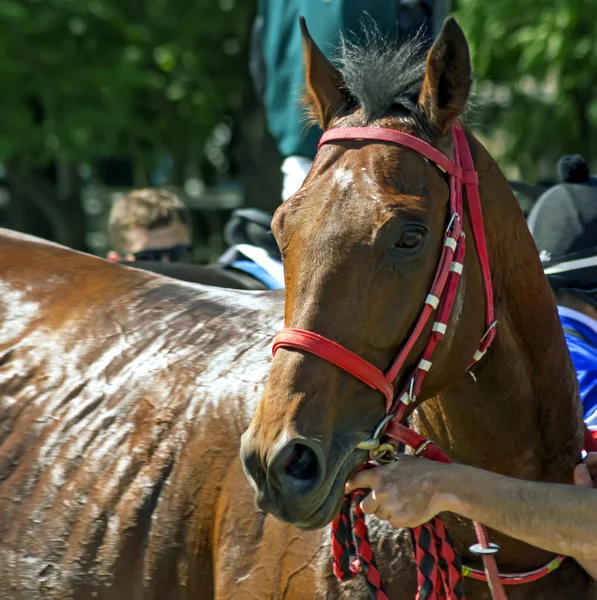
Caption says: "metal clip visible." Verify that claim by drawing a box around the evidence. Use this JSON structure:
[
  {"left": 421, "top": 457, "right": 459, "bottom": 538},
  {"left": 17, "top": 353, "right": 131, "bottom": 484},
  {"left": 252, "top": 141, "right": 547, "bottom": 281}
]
[
  {"left": 413, "top": 439, "right": 433, "bottom": 456},
  {"left": 356, "top": 413, "right": 396, "bottom": 460},
  {"left": 469, "top": 542, "right": 500, "bottom": 556},
  {"left": 371, "top": 442, "right": 397, "bottom": 463}
]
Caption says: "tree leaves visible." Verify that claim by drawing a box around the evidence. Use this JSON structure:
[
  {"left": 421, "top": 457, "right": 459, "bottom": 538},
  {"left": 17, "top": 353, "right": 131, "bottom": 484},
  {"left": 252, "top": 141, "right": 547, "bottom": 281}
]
[
  {"left": 0, "top": 0, "right": 256, "bottom": 171},
  {"left": 457, "top": 0, "right": 597, "bottom": 178}
]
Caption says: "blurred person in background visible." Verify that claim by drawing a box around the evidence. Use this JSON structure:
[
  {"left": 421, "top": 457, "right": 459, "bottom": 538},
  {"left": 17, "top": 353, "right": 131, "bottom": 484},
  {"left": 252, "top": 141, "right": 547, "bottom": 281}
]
[
  {"left": 250, "top": 0, "right": 441, "bottom": 201},
  {"left": 218, "top": 1, "right": 447, "bottom": 288},
  {"left": 556, "top": 153, "right": 597, "bottom": 187},
  {"left": 528, "top": 154, "right": 597, "bottom": 434},
  {"left": 106, "top": 188, "right": 193, "bottom": 263},
  {"left": 106, "top": 188, "right": 283, "bottom": 289}
]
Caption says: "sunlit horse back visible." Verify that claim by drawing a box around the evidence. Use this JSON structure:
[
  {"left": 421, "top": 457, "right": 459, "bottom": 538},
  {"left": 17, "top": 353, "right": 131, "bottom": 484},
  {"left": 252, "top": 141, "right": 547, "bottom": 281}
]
[{"left": 0, "top": 230, "right": 282, "bottom": 600}]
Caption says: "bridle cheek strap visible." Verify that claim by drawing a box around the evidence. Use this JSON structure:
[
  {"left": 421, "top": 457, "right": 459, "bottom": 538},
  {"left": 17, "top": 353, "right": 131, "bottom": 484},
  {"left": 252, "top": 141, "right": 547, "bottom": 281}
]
[{"left": 272, "top": 126, "right": 496, "bottom": 418}]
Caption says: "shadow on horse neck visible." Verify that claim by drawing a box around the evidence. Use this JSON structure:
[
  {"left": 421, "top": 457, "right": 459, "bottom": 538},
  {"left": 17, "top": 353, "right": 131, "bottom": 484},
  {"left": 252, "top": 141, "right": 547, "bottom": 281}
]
[{"left": 240, "top": 16, "right": 588, "bottom": 599}]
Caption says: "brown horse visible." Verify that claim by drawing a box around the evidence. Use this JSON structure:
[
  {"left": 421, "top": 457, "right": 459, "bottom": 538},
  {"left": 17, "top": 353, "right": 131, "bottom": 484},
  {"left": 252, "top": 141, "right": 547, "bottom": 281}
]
[
  {"left": 0, "top": 230, "right": 284, "bottom": 599},
  {"left": 239, "top": 17, "right": 595, "bottom": 600},
  {"left": 0, "top": 18, "right": 593, "bottom": 600}
]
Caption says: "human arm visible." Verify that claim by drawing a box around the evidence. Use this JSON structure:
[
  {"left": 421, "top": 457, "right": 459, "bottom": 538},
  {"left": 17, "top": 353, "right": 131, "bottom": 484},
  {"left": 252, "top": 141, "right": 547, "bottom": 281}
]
[
  {"left": 572, "top": 453, "right": 597, "bottom": 578},
  {"left": 346, "top": 453, "right": 597, "bottom": 563}
]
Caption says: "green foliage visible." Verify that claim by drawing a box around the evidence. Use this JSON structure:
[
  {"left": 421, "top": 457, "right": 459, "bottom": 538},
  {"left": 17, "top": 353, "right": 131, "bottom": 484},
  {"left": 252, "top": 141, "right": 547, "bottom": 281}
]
[
  {"left": 456, "top": 0, "right": 597, "bottom": 178},
  {"left": 0, "top": 0, "right": 255, "bottom": 169}
]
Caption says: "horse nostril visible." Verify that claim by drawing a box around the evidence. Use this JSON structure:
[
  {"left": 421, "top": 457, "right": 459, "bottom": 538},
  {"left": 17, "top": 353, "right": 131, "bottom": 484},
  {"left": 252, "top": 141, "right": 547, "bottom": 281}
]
[{"left": 283, "top": 443, "right": 320, "bottom": 482}]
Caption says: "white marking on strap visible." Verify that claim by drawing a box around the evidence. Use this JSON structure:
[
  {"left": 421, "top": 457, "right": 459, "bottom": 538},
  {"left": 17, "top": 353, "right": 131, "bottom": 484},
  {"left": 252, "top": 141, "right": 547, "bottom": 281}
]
[
  {"left": 450, "top": 262, "right": 463, "bottom": 274},
  {"left": 444, "top": 237, "right": 457, "bottom": 251},
  {"left": 419, "top": 359, "right": 433, "bottom": 372},
  {"left": 426, "top": 294, "right": 440, "bottom": 309},
  {"left": 473, "top": 349, "right": 486, "bottom": 362},
  {"left": 400, "top": 392, "right": 413, "bottom": 405},
  {"left": 432, "top": 322, "right": 447, "bottom": 335}
]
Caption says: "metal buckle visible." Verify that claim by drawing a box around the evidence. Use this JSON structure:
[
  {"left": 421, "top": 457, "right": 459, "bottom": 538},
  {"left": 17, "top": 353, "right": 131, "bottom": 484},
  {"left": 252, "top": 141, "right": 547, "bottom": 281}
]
[
  {"left": 469, "top": 542, "right": 500, "bottom": 556},
  {"left": 413, "top": 439, "right": 433, "bottom": 456},
  {"left": 356, "top": 413, "right": 396, "bottom": 461},
  {"left": 405, "top": 377, "right": 416, "bottom": 405},
  {"left": 479, "top": 320, "right": 497, "bottom": 346},
  {"left": 445, "top": 212, "right": 460, "bottom": 234}
]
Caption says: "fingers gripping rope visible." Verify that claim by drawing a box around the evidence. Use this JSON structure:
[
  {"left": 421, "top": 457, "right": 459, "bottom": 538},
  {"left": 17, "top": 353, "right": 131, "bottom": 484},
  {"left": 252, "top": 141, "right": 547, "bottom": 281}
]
[{"left": 332, "top": 492, "right": 465, "bottom": 600}]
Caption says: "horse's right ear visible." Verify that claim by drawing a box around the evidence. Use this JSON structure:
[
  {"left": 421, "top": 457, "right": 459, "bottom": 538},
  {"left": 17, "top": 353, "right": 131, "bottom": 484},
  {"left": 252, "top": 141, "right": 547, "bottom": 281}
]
[
  {"left": 418, "top": 18, "right": 472, "bottom": 134},
  {"left": 300, "top": 17, "right": 348, "bottom": 130}
]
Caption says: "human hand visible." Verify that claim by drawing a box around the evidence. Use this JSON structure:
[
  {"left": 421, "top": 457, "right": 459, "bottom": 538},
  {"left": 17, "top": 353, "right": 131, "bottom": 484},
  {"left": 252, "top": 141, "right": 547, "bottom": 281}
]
[
  {"left": 345, "top": 455, "right": 451, "bottom": 528},
  {"left": 574, "top": 453, "right": 597, "bottom": 489}
]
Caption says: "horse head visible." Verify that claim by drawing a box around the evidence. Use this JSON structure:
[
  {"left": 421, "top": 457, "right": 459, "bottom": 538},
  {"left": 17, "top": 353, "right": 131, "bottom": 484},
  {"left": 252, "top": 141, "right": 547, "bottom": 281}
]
[{"left": 241, "top": 18, "right": 496, "bottom": 529}]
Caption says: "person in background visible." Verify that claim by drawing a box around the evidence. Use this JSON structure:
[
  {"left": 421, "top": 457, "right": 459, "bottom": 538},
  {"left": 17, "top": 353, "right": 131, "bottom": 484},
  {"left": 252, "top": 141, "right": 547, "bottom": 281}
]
[
  {"left": 250, "top": 0, "right": 438, "bottom": 201},
  {"left": 344, "top": 155, "right": 597, "bottom": 580},
  {"left": 556, "top": 153, "right": 597, "bottom": 187},
  {"left": 106, "top": 188, "right": 193, "bottom": 263},
  {"left": 528, "top": 154, "right": 597, "bottom": 434}
]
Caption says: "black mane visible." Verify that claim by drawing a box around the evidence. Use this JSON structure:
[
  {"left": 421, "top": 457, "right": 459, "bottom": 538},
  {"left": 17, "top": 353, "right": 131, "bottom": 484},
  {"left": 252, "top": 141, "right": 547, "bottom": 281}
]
[{"left": 335, "top": 23, "right": 432, "bottom": 128}]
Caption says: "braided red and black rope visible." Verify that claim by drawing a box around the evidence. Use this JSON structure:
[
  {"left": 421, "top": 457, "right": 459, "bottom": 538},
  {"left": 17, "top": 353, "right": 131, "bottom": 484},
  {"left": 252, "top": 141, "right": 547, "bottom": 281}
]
[
  {"left": 332, "top": 491, "right": 464, "bottom": 600},
  {"left": 412, "top": 519, "right": 465, "bottom": 600},
  {"left": 332, "top": 489, "right": 390, "bottom": 600}
]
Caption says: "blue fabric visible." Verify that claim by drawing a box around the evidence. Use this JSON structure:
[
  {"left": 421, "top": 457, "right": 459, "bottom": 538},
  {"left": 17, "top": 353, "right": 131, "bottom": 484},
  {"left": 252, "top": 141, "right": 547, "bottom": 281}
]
[
  {"left": 559, "top": 309, "right": 597, "bottom": 429},
  {"left": 231, "top": 260, "right": 284, "bottom": 290}
]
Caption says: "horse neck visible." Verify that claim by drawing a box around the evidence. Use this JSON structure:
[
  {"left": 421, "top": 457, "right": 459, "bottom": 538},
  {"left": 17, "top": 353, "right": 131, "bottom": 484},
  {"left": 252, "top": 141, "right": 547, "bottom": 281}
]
[{"left": 415, "top": 135, "right": 584, "bottom": 566}]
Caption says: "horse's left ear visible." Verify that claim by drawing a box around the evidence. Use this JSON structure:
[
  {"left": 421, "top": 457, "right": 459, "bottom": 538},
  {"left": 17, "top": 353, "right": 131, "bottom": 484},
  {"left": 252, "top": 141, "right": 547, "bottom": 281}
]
[
  {"left": 418, "top": 18, "right": 472, "bottom": 134},
  {"left": 300, "top": 16, "right": 348, "bottom": 130}
]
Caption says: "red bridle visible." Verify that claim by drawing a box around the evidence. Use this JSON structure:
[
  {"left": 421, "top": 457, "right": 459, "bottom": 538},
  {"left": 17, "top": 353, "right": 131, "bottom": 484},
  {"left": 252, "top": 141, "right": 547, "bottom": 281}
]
[
  {"left": 272, "top": 124, "right": 496, "bottom": 443},
  {"left": 270, "top": 125, "right": 570, "bottom": 599}
]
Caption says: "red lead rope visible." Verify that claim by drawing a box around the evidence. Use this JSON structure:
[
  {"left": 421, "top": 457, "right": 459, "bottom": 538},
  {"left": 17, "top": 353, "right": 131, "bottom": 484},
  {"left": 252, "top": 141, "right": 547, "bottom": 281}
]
[{"left": 331, "top": 487, "right": 465, "bottom": 600}]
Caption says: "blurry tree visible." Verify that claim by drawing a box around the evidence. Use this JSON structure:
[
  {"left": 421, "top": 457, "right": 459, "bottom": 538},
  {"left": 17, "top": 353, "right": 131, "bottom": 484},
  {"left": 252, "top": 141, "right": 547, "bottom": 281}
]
[
  {"left": 457, "top": 0, "right": 597, "bottom": 179},
  {"left": 0, "top": 0, "right": 264, "bottom": 250}
]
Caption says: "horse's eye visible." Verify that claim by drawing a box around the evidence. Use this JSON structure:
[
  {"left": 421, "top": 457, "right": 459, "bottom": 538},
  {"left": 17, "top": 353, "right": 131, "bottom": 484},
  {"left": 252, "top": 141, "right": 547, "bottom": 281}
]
[{"left": 395, "top": 229, "right": 424, "bottom": 249}]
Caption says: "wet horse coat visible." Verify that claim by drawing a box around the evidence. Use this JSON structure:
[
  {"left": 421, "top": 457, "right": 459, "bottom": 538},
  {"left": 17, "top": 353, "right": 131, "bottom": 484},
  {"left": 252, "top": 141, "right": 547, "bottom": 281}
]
[
  {"left": 0, "top": 211, "right": 594, "bottom": 599},
  {"left": 0, "top": 230, "right": 282, "bottom": 599}
]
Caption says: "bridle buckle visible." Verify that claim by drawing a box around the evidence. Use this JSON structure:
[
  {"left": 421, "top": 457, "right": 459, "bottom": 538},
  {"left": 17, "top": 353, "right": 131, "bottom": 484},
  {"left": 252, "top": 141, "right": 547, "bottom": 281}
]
[
  {"left": 413, "top": 439, "right": 433, "bottom": 456},
  {"left": 356, "top": 413, "right": 396, "bottom": 461}
]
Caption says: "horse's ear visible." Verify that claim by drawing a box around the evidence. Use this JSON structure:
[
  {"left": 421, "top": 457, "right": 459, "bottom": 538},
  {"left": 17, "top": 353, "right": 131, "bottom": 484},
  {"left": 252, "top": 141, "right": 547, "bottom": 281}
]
[
  {"left": 300, "top": 16, "right": 348, "bottom": 130},
  {"left": 418, "top": 18, "right": 472, "bottom": 134}
]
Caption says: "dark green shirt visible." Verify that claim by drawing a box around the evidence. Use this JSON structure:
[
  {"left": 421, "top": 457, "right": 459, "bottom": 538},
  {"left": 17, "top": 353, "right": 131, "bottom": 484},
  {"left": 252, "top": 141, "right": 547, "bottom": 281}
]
[{"left": 255, "top": 0, "right": 433, "bottom": 159}]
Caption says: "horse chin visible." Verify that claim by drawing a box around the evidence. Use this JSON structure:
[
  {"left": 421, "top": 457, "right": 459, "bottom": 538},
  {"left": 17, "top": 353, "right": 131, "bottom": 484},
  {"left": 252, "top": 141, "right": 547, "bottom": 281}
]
[{"left": 292, "top": 449, "right": 367, "bottom": 531}]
